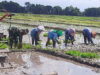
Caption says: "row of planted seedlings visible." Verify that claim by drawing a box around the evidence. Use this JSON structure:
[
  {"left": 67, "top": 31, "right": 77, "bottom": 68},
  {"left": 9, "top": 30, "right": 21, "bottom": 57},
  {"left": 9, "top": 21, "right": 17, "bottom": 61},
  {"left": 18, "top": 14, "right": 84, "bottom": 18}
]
[
  {"left": 1, "top": 30, "right": 100, "bottom": 67},
  {"left": 0, "top": 37, "right": 33, "bottom": 50},
  {"left": 34, "top": 40, "right": 100, "bottom": 67},
  {"left": 42, "top": 32, "right": 99, "bottom": 58},
  {"left": 1, "top": 23, "right": 100, "bottom": 67},
  {"left": 1, "top": 32, "right": 99, "bottom": 59}
]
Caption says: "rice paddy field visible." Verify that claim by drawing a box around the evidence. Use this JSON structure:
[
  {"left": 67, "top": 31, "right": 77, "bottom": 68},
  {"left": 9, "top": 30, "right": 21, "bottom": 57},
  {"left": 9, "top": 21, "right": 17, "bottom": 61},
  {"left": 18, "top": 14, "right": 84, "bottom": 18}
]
[{"left": 0, "top": 13, "right": 100, "bottom": 75}]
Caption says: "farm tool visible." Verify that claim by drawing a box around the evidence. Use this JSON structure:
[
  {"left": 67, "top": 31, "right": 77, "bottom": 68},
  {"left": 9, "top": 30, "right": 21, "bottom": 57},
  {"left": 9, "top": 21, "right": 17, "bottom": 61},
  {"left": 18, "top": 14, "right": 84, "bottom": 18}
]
[{"left": 0, "top": 9, "right": 15, "bottom": 46}]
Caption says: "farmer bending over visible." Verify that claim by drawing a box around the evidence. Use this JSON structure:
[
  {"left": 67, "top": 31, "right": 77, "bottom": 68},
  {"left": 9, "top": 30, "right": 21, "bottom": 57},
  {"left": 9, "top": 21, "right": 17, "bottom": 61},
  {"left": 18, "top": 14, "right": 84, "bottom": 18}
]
[
  {"left": 83, "top": 27, "right": 96, "bottom": 45},
  {"left": 46, "top": 30, "right": 63, "bottom": 48},
  {"left": 9, "top": 27, "right": 29, "bottom": 48},
  {"left": 65, "top": 28, "right": 76, "bottom": 46},
  {"left": 31, "top": 26, "right": 45, "bottom": 45}
]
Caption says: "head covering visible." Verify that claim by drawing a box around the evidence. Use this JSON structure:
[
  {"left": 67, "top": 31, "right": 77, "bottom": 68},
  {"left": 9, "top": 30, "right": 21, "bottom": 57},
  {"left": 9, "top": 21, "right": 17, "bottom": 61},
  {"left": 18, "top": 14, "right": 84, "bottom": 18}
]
[
  {"left": 91, "top": 31, "right": 96, "bottom": 38},
  {"left": 70, "top": 28, "right": 76, "bottom": 36},
  {"left": 38, "top": 26, "right": 45, "bottom": 31},
  {"left": 56, "top": 30, "right": 63, "bottom": 36}
]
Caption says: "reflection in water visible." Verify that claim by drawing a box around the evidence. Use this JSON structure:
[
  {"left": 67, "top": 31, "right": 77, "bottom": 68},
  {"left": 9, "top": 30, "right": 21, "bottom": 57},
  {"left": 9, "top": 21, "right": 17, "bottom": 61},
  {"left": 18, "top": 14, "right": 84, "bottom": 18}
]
[
  {"left": 0, "top": 52, "right": 100, "bottom": 75},
  {"left": 21, "top": 53, "right": 100, "bottom": 75}
]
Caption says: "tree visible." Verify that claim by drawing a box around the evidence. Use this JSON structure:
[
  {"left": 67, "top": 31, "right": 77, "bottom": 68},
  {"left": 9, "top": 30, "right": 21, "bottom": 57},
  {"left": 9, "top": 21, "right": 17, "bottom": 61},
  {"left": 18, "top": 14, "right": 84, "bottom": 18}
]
[
  {"left": 43, "top": 6, "right": 52, "bottom": 14},
  {"left": 25, "top": 2, "right": 31, "bottom": 13},
  {"left": 0, "top": 1, "right": 25, "bottom": 13},
  {"left": 64, "top": 6, "right": 81, "bottom": 16},
  {"left": 84, "top": 8, "right": 100, "bottom": 17},
  {"left": 51, "top": 6, "right": 63, "bottom": 15}
]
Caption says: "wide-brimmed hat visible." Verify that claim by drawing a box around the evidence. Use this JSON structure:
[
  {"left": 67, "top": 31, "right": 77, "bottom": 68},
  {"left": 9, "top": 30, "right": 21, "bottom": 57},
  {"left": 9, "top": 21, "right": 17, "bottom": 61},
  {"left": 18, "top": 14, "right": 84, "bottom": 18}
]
[{"left": 38, "top": 26, "right": 45, "bottom": 31}]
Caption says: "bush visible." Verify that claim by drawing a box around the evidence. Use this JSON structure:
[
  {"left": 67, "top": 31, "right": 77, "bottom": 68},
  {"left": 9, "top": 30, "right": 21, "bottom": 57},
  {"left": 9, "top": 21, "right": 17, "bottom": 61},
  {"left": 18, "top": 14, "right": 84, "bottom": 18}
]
[{"left": 65, "top": 50, "right": 99, "bottom": 58}]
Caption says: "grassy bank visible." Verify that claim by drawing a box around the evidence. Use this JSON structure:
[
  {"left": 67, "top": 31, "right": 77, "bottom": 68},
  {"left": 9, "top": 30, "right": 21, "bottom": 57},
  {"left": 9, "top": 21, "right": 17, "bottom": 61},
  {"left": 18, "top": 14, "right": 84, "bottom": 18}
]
[{"left": 0, "top": 12, "right": 100, "bottom": 26}]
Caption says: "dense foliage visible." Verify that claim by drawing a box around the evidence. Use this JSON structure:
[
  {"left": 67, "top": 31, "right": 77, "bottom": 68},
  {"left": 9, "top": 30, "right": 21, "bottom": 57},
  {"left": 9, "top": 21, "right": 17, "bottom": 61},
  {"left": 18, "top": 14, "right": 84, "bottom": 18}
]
[{"left": 0, "top": 1, "right": 100, "bottom": 17}]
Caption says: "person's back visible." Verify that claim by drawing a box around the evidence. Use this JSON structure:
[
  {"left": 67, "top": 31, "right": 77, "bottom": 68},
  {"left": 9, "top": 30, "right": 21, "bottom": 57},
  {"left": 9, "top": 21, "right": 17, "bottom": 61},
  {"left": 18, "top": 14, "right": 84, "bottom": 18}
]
[
  {"left": 83, "top": 27, "right": 95, "bottom": 45},
  {"left": 83, "top": 28, "right": 91, "bottom": 36},
  {"left": 48, "top": 31, "right": 58, "bottom": 40},
  {"left": 31, "top": 28, "right": 38, "bottom": 38}
]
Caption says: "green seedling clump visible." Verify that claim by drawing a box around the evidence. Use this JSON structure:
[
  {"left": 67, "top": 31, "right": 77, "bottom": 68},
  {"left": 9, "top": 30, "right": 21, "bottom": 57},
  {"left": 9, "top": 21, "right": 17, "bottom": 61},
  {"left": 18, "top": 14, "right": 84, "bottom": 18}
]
[
  {"left": 65, "top": 50, "right": 99, "bottom": 59},
  {"left": 43, "top": 33, "right": 48, "bottom": 37},
  {"left": 0, "top": 43, "right": 8, "bottom": 49},
  {"left": 22, "top": 43, "right": 32, "bottom": 49},
  {"left": 63, "top": 39, "right": 71, "bottom": 43},
  {"left": 63, "top": 39, "right": 75, "bottom": 43},
  {"left": 48, "top": 40, "right": 53, "bottom": 45},
  {"left": 17, "top": 43, "right": 32, "bottom": 49}
]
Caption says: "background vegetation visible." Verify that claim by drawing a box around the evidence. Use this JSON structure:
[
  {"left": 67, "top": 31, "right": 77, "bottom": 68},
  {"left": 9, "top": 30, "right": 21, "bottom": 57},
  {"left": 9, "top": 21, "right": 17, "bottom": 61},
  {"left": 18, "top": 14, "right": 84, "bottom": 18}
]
[{"left": 0, "top": 1, "right": 100, "bottom": 17}]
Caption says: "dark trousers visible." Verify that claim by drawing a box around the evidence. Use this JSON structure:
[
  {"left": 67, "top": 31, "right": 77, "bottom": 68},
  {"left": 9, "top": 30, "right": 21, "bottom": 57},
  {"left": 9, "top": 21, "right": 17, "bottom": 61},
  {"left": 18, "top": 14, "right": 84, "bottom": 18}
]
[
  {"left": 32, "top": 37, "right": 38, "bottom": 45},
  {"left": 83, "top": 32, "right": 90, "bottom": 44},
  {"left": 46, "top": 38, "right": 56, "bottom": 48},
  {"left": 9, "top": 37, "right": 18, "bottom": 48}
]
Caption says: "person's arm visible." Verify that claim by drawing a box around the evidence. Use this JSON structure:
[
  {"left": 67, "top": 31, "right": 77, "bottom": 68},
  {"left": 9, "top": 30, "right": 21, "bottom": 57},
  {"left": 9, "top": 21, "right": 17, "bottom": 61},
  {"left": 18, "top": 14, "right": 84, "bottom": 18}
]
[
  {"left": 70, "top": 36, "right": 74, "bottom": 45},
  {"left": 88, "top": 33, "right": 94, "bottom": 44}
]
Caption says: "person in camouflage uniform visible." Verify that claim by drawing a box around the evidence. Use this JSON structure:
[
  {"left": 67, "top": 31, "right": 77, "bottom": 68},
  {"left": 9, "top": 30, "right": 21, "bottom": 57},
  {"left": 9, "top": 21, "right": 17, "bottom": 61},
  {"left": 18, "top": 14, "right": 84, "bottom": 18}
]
[{"left": 8, "top": 27, "right": 29, "bottom": 48}]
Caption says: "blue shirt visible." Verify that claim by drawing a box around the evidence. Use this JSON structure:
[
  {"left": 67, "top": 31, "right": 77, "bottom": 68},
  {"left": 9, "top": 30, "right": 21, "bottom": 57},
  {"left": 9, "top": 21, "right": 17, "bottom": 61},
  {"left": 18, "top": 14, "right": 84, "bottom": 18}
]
[
  {"left": 83, "top": 28, "right": 93, "bottom": 43},
  {"left": 30, "top": 28, "right": 39, "bottom": 40},
  {"left": 48, "top": 31, "right": 58, "bottom": 42},
  {"left": 65, "top": 30, "right": 74, "bottom": 40}
]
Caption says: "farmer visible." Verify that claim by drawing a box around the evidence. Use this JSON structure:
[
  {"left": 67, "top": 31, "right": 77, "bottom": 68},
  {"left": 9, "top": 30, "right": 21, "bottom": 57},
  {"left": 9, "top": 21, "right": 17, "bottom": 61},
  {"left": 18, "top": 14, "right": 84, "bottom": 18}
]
[
  {"left": 65, "top": 28, "right": 76, "bottom": 46},
  {"left": 83, "top": 27, "right": 96, "bottom": 45},
  {"left": 31, "top": 26, "right": 45, "bottom": 45},
  {"left": 9, "top": 27, "right": 29, "bottom": 48},
  {"left": 46, "top": 30, "right": 63, "bottom": 48},
  {"left": 18, "top": 28, "right": 29, "bottom": 48}
]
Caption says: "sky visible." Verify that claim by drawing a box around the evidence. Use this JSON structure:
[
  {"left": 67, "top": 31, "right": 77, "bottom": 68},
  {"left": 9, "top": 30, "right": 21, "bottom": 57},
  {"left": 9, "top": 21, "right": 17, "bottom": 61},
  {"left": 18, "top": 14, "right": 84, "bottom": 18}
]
[{"left": 0, "top": 0, "right": 100, "bottom": 11}]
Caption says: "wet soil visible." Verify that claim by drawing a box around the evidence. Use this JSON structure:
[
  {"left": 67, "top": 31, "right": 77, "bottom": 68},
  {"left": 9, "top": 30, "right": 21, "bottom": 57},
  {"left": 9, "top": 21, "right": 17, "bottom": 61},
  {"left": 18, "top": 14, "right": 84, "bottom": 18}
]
[{"left": 0, "top": 51, "right": 100, "bottom": 75}]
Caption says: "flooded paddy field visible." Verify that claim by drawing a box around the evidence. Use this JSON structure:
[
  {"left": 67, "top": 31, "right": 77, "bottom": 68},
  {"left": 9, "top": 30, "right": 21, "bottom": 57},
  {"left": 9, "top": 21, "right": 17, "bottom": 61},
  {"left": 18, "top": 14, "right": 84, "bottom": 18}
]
[
  {"left": 3, "top": 19, "right": 100, "bottom": 34},
  {"left": 0, "top": 22, "right": 100, "bottom": 52},
  {"left": 0, "top": 51, "right": 100, "bottom": 75},
  {"left": 0, "top": 21, "right": 100, "bottom": 75}
]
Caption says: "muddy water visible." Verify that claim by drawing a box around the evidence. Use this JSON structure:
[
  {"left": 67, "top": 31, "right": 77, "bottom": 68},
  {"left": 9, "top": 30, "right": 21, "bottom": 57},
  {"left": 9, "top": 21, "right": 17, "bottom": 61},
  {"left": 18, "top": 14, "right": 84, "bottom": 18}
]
[
  {"left": 0, "top": 22, "right": 100, "bottom": 51},
  {"left": 0, "top": 52, "right": 100, "bottom": 75}
]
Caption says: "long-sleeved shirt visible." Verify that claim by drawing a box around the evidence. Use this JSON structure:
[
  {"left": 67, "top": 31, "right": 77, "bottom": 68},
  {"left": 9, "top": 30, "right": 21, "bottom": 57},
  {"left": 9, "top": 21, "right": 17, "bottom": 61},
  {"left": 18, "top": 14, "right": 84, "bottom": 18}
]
[
  {"left": 83, "top": 28, "right": 93, "bottom": 44},
  {"left": 30, "top": 28, "right": 39, "bottom": 40},
  {"left": 48, "top": 31, "right": 58, "bottom": 42},
  {"left": 65, "top": 30, "right": 74, "bottom": 41}
]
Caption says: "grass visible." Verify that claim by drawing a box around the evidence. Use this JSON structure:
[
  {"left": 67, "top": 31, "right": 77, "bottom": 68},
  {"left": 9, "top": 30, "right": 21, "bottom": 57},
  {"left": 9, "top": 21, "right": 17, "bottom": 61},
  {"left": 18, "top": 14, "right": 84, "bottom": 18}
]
[
  {"left": 0, "top": 43, "right": 8, "bottom": 49},
  {"left": 0, "top": 12, "right": 100, "bottom": 27},
  {"left": 65, "top": 50, "right": 99, "bottom": 58}
]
